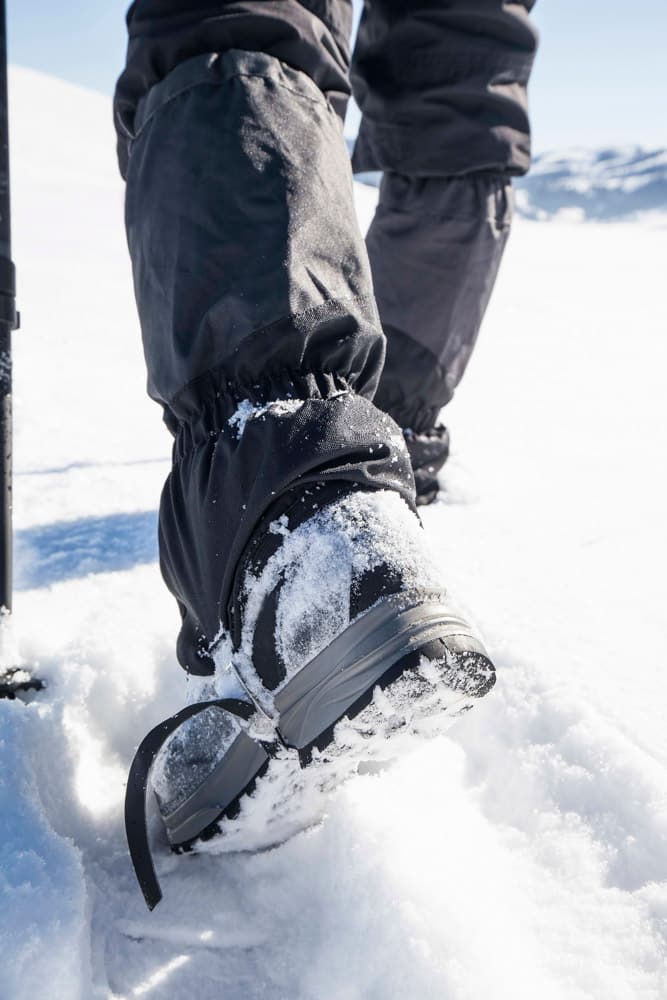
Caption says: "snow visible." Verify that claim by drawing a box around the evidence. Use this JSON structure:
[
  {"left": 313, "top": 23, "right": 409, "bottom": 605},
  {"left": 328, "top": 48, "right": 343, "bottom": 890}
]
[
  {"left": 2, "top": 65, "right": 666, "bottom": 999},
  {"left": 228, "top": 398, "right": 306, "bottom": 439}
]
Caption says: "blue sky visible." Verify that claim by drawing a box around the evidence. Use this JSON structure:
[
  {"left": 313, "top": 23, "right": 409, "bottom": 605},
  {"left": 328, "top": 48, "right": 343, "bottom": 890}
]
[{"left": 7, "top": 0, "right": 666, "bottom": 153}]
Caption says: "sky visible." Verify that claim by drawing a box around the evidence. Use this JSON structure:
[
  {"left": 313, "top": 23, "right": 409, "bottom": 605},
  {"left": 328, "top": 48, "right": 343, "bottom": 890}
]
[{"left": 6, "top": 0, "right": 667, "bottom": 154}]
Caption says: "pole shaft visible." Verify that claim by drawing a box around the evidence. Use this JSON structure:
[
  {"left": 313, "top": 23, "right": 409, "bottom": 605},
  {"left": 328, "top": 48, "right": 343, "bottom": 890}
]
[{"left": 0, "top": 0, "right": 16, "bottom": 613}]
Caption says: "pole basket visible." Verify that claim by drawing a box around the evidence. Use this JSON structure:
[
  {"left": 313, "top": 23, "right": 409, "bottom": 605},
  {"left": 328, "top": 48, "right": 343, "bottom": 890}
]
[
  {"left": 0, "top": 610, "right": 44, "bottom": 698},
  {"left": 0, "top": 668, "right": 45, "bottom": 699}
]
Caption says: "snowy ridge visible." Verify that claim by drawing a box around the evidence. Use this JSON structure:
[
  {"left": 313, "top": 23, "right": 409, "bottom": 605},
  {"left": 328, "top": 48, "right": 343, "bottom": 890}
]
[
  {"left": 2, "top": 66, "right": 666, "bottom": 999},
  {"left": 514, "top": 146, "right": 667, "bottom": 221}
]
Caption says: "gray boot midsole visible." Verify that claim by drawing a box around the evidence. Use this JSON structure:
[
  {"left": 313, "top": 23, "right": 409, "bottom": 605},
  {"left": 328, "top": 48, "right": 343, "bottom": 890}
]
[
  {"left": 163, "top": 731, "right": 270, "bottom": 846},
  {"left": 275, "top": 597, "right": 487, "bottom": 751}
]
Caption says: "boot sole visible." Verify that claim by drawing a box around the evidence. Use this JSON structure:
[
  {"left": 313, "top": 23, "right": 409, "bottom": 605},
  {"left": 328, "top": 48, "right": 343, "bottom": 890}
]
[
  {"left": 169, "top": 597, "right": 494, "bottom": 853},
  {"left": 274, "top": 596, "right": 494, "bottom": 752}
]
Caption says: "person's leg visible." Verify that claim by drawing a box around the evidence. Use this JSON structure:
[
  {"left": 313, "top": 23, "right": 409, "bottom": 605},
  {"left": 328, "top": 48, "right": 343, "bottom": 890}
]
[
  {"left": 351, "top": 1, "right": 539, "bottom": 500},
  {"left": 116, "top": 1, "right": 495, "bottom": 908},
  {"left": 116, "top": 0, "right": 416, "bottom": 675},
  {"left": 115, "top": 0, "right": 354, "bottom": 178}
]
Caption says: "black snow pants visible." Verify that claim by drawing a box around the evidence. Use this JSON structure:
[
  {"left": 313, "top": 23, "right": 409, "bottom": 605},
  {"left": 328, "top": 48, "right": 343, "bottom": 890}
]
[{"left": 114, "top": 1, "right": 538, "bottom": 674}]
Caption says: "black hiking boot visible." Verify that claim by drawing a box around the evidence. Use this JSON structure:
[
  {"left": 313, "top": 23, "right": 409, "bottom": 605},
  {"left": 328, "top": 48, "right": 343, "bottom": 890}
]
[{"left": 126, "top": 487, "right": 494, "bottom": 909}]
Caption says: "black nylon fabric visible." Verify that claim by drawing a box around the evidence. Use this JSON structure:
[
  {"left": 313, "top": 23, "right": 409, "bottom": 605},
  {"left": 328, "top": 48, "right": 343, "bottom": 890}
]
[
  {"left": 369, "top": 173, "right": 513, "bottom": 431},
  {"left": 122, "top": 46, "right": 414, "bottom": 674},
  {"left": 162, "top": 383, "right": 414, "bottom": 675},
  {"left": 347, "top": 2, "right": 537, "bottom": 431},
  {"left": 114, "top": 1, "right": 538, "bottom": 668},
  {"left": 125, "top": 50, "right": 382, "bottom": 406},
  {"left": 115, "top": 0, "right": 354, "bottom": 178},
  {"left": 117, "top": 1, "right": 538, "bottom": 182},
  {"left": 116, "top": 1, "right": 538, "bottom": 439},
  {"left": 351, "top": 0, "right": 539, "bottom": 177}
]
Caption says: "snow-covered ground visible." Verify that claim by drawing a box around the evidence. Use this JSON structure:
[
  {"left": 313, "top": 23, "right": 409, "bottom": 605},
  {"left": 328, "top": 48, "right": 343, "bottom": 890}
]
[{"left": 1, "top": 68, "right": 666, "bottom": 1000}]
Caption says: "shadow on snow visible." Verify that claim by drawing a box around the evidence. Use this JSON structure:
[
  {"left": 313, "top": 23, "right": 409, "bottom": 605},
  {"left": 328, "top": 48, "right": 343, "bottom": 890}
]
[{"left": 15, "top": 511, "right": 159, "bottom": 589}]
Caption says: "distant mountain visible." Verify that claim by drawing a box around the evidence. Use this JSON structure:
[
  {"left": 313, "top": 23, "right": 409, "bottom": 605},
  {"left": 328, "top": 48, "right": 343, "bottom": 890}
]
[
  {"left": 514, "top": 147, "right": 667, "bottom": 221},
  {"left": 352, "top": 146, "right": 667, "bottom": 222}
]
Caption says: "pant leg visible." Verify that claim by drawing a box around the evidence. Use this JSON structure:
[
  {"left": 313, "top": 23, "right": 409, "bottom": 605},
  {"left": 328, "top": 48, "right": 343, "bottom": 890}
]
[
  {"left": 351, "top": 1, "right": 539, "bottom": 433},
  {"left": 114, "top": 1, "right": 415, "bottom": 675},
  {"left": 115, "top": 0, "right": 354, "bottom": 177}
]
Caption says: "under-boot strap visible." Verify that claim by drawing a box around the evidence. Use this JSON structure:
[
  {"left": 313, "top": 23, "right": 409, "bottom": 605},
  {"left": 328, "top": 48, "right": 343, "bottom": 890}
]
[{"left": 124, "top": 697, "right": 255, "bottom": 910}]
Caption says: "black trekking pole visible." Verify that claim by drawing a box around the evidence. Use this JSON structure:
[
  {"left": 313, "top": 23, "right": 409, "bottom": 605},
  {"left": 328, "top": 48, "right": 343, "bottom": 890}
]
[{"left": 0, "top": 0, "right": 42, "bottom": 698}]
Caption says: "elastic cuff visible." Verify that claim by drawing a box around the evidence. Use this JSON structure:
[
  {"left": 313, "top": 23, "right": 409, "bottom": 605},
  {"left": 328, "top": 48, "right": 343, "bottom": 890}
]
[{"left": 167, "top": 369, "right": 354, "bottom": 460}]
